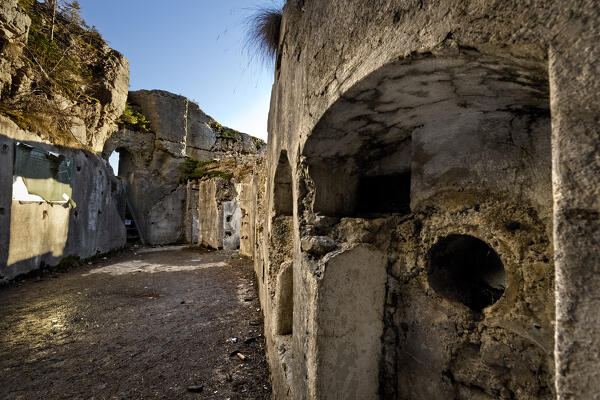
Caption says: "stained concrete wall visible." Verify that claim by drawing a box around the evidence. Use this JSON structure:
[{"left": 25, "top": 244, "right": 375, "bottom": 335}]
[
  {"left": 184, "top": 180, "right": 199, "bottom": 244},
  {"left": 198, "top": 180, "right": 222, "bottom": 249},
  {"left": 257, "top": 0, "right": 600, "bottom": 399},
  {"left": 196, "top": 177, "right": 247, "bottom": 251},
  {"left": 0, "top": 117, "right": 126, "bottom": 283},
  {"left": 223, "top": 200, "right": 241, "bottom": 251},
  {"left": 239, "top": 174, "right": 258, "bottom": 258},
  {"left": 315, "top": 245, "right": 386, "bottom": 400},
  {"left": 550, "top": 37, "right": 600, "bottom": 399}
]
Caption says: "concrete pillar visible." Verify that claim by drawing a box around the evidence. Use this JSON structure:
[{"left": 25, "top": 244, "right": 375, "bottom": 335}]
[
  {"left": 550, "top": 32, "right": 600, "bottom": 398},
  {"left": 315, "top": 244, "right": 386, "bottom": 400},
  {"left": 0, "top": 133, "right": 13, "bottom": 271},
  {"left": 197, "top": 180, "right": 222, "bottom": 249},
  {"left": 239, "top": 174, "right": 257, "bottom": 259}
]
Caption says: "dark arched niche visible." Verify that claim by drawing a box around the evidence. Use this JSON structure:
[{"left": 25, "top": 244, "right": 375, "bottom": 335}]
[{"left": 273, "top": 150, "right": 293, "bottom": 216}]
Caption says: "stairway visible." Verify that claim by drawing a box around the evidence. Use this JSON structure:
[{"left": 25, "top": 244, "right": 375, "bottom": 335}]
[{"left": 124, "top": 204, "right": 142, "bottom": 244}]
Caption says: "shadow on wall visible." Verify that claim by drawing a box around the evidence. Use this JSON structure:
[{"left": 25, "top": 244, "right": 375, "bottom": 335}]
[{"left": 0, "top": 131, "right": 127, "bottom": 283}]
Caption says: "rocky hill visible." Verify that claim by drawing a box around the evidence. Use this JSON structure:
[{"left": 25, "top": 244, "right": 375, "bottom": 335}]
[{"left": 0, "top": 0, "right": 129, "bottom": 152}]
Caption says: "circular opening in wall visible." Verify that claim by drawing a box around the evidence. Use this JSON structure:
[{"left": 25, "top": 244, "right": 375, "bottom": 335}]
[{"left": 426, "top": 234, "right": 506, "bottom": 311}]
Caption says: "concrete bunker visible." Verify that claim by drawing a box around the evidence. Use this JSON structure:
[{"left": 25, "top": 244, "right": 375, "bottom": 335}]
[
  {"left": 284, "top": 49, "right": 555, "bottom": 399},
  {"left": 426, "top": 234, "right": 505, "bottom": 311}
]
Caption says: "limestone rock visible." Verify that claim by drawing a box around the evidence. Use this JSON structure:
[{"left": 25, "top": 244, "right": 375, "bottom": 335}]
[
  {"left": 104, "top": 90, "right": 265, "bottom": 246},
  {"left": 0, "top": 0, "right": 130, "bottom": 152}
]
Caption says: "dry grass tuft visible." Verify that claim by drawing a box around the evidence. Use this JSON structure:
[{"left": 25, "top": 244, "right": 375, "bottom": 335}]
[{"left": 246, "top": 4, "right": 283, "bottom": 64}]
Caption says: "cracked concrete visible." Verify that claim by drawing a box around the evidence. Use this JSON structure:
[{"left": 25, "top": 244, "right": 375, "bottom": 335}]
[{"left": 255, "top": 1, "right": 600, "bottom": 398}]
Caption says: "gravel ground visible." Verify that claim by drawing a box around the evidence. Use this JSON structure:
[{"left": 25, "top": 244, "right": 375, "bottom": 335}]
[{"left": 0, "top": 246, "right": 271, "bottom": 399}]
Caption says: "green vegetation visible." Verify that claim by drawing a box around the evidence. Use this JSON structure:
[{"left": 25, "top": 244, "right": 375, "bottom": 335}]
[
  {"left": 18, "top": 0, "right": 104, "bottom": 100},
  {"left": 179, "top": 158, "right": 232, "bottom": 183},
  {"left": 118, "top": 102, "right": 152, "bottom": 133},
  {"left": 0, "top": 0, "right": 113, "bottom": 148},
  {"left": 0, "top": 102, "right": 78, "bottom": 148},
  {"left": 209, "top": 119, "right": 240, "bottom": 141}
]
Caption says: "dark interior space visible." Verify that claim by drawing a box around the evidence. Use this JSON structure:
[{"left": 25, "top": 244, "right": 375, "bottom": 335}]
[
  {"left": 356, "top": 172, "right": 411, "bottom": 216},
  {"left": 273, "top": 150, "right": 293, "bottom": 216},
  {"left": 426, "top": 234, "right": 506, "bottom": 311}
]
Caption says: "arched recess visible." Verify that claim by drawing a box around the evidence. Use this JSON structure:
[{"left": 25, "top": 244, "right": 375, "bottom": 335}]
[
  {"left": 301, "top": 49, "right": 554, "bottom": 399},
  {"left": 271, "top": 150, "right": 295, "bottom": 336},
  {"left": 114, "top": 147, "right": 133, "bottom": 179},
  {"left": 302, "top": 49, "right": 552, "bottom": 219},
  {"left": 273, "top": 150, "right": 293, "bottom": 216}
]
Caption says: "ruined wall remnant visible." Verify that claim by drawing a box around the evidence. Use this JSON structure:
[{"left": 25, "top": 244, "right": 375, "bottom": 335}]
[
  {"left": 0, "top": 117, "right": 127, "bottom": 283},
  {"left": 0, "top": 0, "right": 130, "bottom": 282},
  {"left": 103, "top": 90, "right": 266, "bottom": 246},
  {"left": 239, "top": 173, "right": 260, "bottom": 259},
  {"left": 184, "top": 180, "right": 199, "bottom": 244},
  {"left": 198, "top": 179, "right": 222, "bottom": 249},
  {"left": 254, "top": 0, "right": 600, "bottom": 398}
]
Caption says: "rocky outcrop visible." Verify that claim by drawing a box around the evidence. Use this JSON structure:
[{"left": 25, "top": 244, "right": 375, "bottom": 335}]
[
  {"left": 0, "top": 0, "right": 31, "bottom": 100},
  {"left": 103, "top": 90, "right": 265, "bottom": 245},
  {"left": 0, "top": 1, "right": 129, "bottom": 282},
  {"left": 128, "top": 90, "right": 266, "bottom": 159},
  {"left": 0, "top": 0, "right": 129, "bottom": 152}
]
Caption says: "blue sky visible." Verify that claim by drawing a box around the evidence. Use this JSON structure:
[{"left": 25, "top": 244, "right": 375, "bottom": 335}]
[{"left": 78, "top": 0, "right": 279, "bottom": 141}]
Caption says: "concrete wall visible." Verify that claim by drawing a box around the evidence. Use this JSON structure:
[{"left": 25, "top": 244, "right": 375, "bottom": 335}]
[
  {"left": 198, "top": 180, "right": 222, "bottom": 249},
  {"left": 0, "top": 117, "right": 126, "bottom": 283},
  {"left": 257, "top": 0, "right": 600, "bottom": 399},
  {"left": 184, "top": 180, "right": 199, "bottom": 244},
  {"left": 196, "top": 177, "right": 247, "bottom": 251},
  {"left": 223, "top": 200, "right": 241, "bottom": 251},
  {"left": 239, "top": 174, "right": 258, "bottom": 258}
]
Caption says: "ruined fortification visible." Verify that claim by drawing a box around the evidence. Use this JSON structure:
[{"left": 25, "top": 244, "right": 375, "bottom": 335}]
[
  {"left": 102, "top": 89, "right": 265, "bottom": 246},
  {"left": 0, "top": 0, "right": 265, "bottom": 282},
  {"left": 2, "top": 0, "right": 600, "bottom": 399},
  {"left": 255, "top": 1, "right": 600, "bottom": 399}
]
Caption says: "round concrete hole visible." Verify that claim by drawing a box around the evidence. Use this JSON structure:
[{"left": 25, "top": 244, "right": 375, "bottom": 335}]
[{"left": 426, "top": 234, "right": 505, "bottom": 311}]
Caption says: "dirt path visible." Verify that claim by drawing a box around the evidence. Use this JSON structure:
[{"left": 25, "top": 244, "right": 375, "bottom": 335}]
[{"left": 0, "top": 247, "right": 271, "bottom": 399}]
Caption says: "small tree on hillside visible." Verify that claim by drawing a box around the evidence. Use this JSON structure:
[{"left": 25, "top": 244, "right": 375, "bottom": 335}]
[
  {"left": 45, "top": 0, "right": 57, "bottom": 40},
  {"left": 60, "top": 1, "right": 87, "bottom": 29}
]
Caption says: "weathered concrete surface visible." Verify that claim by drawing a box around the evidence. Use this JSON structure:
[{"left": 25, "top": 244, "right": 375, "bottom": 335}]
[
  {"left": 223, "top": 200, "right": 242, "bottom": 251},
  {"left": 103, "top": 90, "right": 265, "bottom": 245},
  {"left": 239, "top": 174, "right": 259, "bottom": 259},
  {"left": 0, "top": 117, "right": 126, "bottom": 283},
  {"left": 198, "top": 180, "right": 222, "bottom": 249},
  {"left": 184, "top": 180, "right": 199, "bottom": 244},
  {"left": 550, "top": 33, "right": 600, "bottom": 399},
  {"left": 315, "top": 245, "right": 386, "bottom": 400},
  {"left": 257, "top": 0, "right": 600, "bottom": 398},
  {"left": 0, "top": 247, "right": 271, "bottom": 399}
]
